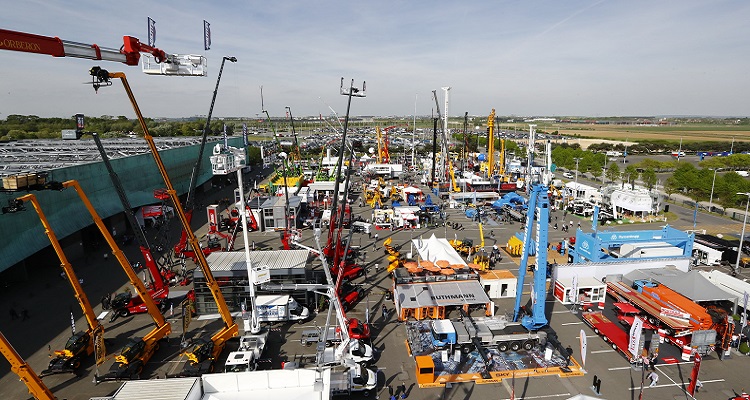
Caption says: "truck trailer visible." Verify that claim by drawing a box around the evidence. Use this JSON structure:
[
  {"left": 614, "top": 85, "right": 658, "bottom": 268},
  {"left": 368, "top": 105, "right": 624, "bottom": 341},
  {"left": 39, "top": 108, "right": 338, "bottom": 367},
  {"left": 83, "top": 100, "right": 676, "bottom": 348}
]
[{"left": 430, "top": 315, "right": 547, "bottom": 353}]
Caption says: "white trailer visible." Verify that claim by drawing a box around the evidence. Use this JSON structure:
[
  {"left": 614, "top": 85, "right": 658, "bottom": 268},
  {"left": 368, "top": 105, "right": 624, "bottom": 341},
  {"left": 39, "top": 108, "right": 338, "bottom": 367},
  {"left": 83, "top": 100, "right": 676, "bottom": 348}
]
[{"left": 255, "top": 294, "right": 310, "bottom": 323}]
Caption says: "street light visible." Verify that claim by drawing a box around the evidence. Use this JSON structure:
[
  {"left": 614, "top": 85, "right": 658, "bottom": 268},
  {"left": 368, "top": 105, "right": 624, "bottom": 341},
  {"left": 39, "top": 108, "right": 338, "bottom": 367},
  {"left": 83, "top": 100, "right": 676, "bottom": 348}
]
[
  {"left": 734, "top": 192, "right": 750, "bottom": 275},
  {"left": 278, "top": 152, "right": 291, "bottom": 232},
  {"left": 574, "top": 157, "right": 581, "bottom": 192},
  {"left": 709, "top": 168, "right": 722, "bottom": 211}
]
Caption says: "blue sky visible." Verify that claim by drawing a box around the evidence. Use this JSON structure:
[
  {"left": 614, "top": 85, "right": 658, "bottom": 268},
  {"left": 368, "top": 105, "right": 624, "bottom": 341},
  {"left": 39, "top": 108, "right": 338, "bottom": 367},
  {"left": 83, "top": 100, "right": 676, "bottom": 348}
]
[{"left": 1, "top": 0, "right": 749, "bottom": 119}]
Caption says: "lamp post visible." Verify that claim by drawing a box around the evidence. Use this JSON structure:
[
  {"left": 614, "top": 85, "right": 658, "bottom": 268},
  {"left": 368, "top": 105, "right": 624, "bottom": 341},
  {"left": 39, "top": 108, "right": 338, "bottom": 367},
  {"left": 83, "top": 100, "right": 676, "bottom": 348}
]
[
  {"left": 735, "top": 192, "right": 750, "bottom": 275},
  {"left": 709, "top": 168, "right": 721, "bottom": 211},
  {"left": 278, "top": 152, "right": 291, "bottom": 233}
]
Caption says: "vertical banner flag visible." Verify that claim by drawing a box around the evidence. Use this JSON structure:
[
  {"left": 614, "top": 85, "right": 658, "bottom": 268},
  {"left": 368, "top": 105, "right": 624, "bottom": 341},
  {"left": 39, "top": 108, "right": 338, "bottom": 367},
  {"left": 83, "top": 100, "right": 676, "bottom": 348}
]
[
  {"left": 94, "top": 330, "right": 106, "bottom": 366},
  {"left": 580, "top": 329, "right": 587, "bottom": 368},
  {"left": 70, "top": 309, "right": 76, "bottom": 335},
  {"left": 570, "top": 275, "right": 579, "bottom": 304},
  {"left": 223, "top": 124, "right": 228, "bottom": 149},
  {"left": 147, "top": 17, "right": 156, "bottom": 47},
  {"left": 686, "top": 352, "right": 701, "bottom": 396},
  {"left": 742, "top": 291, "right": 748, "bottom": 329},
  {"left": 628, "top": 316, "right": 644, "bottom": 356},
  {"left": 242, "top": 123, "right": 249, "bottom": 147},
  {"left": 203, "top": 20, "right": 211, "bottom": 50}
]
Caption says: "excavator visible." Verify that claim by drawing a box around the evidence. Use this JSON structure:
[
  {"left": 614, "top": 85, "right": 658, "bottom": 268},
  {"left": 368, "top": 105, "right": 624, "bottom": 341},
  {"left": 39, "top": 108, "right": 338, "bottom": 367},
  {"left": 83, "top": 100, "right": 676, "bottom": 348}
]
[
  {"left": 89, "top": 68, "right": 238, "bottom": 376},
  {"left": 11, "top": 191, "right": 104, "bottom": 379},
  {"left": 450, "top": 223, "right": 484, "bottom": 256},
  {"left": 0, "top": 331, "right": 56, "bottom": 400}
]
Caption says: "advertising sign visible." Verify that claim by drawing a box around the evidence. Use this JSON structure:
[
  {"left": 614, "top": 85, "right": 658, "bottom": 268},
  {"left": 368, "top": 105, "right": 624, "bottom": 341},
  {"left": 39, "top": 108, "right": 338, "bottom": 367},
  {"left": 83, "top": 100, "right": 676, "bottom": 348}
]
[{"left": 628, "top": 316, "right": 643, "bottom": 355}]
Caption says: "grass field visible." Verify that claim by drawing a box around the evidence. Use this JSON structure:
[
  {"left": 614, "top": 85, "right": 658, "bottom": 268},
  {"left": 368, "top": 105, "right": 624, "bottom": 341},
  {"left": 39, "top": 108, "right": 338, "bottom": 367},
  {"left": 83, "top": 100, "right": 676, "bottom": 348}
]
[{"left": 513, "top": 122, "right": 750, "bottom": 143}]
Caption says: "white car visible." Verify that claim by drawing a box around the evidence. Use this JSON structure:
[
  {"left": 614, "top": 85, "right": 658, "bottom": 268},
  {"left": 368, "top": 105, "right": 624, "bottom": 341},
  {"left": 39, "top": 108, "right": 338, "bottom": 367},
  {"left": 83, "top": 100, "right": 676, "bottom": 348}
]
[{"left": 562, "top": 172, "right": 575, "bottom": 179}]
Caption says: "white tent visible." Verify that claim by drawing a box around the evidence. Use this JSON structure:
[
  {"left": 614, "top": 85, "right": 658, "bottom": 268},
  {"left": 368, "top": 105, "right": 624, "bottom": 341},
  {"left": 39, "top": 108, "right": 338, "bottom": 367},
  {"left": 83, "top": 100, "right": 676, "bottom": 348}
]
[{"left": 411, "top": 234, "right": 467, "bottom": 266}]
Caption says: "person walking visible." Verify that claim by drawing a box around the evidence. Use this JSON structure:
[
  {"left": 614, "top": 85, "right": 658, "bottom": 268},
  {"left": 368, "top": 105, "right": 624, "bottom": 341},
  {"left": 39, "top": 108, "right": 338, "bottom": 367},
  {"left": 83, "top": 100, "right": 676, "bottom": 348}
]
[
  {"left": 21, "top": 309, "right": 30, "bottom": 321},
  {"left": 648, "top": 370, "right": 659, "bottom": 387},
  {"left": 649, "top": 354, "right": 658, "bottom": 371},
  {"left": 9, "top": 307, "right": 19, "bottom": 320},
  {"left": 374, "top": 232, "right": 379, "bottom": 249},
  {"left": 382, "top": 304, "right": 388, "bottom": 322}
]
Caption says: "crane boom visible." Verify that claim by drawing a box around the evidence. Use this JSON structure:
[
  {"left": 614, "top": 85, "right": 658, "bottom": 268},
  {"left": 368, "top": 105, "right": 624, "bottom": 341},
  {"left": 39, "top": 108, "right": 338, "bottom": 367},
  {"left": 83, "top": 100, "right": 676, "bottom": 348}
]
[
  {"left": 487, "top": 109, "right": 496, "bottom": 178},
  {"left": 91, "top": 132, "right": 167, "bottom": 294},
  {"left": 90, "top": 68, "right": 237, "bottom": 348},
  {"left": 0, "top": 331, "right": 56, "bottom": 400},
  {"left": 0, "top": 29, "right": 184, "bottom": 65}
]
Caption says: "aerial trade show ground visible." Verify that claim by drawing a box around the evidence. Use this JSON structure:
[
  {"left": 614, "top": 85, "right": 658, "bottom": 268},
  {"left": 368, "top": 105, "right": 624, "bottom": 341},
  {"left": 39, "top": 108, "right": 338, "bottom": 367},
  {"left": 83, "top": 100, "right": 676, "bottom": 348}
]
[{"left": 2, "top": 173, "right": 750, "bottom": 400}]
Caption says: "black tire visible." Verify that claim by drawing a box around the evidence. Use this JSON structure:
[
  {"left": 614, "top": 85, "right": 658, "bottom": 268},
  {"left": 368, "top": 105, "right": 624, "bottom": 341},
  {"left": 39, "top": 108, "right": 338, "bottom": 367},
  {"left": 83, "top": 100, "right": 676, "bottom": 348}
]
[
  {"left": 118, "top": 308, "right": 130, "bottom": 318},
  {"left": 522, "top": 340, "right": 534, "bottom": 351},
  {"left": 594, "top": 328, "right": 600, "bottom": 335},
  {"left": 611, "top": 343, "right": 617, "bottom": 350},
  {"left": 362, "top": 390, "right": 370, "bottom": 397},
  {"left": 647, "top": 316, "right": 657, "bottom": 325},
  {"left": 498, "top": 342, "right": 510, "bottom": 352},
  {"left": 510, "top": 341, "right": 522, "bottom": 352},
  {"left": 72, "top": 359, "right": 81, "bottom": 370},
  {"left": 461, "top": 344, "right": 472, "bottom": 354}
]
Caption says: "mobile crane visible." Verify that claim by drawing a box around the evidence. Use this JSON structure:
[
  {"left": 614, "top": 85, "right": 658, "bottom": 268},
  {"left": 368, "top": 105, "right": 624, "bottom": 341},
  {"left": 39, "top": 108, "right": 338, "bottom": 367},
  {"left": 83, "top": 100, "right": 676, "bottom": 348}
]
[
  {"left": 485, "top": 109, "right": 496, "bottom": 178},
  {"left": 174, "top": 56, "right": 238, "bottom": 260},
  {"left": 0, "top": 331, "right": 56, "bottom": 400},
  {"left": 12, "top": 192, "right": 105, "bottom": 378},
  {"left": 89, "top": 67, "right": 238, "bottom": 376}
]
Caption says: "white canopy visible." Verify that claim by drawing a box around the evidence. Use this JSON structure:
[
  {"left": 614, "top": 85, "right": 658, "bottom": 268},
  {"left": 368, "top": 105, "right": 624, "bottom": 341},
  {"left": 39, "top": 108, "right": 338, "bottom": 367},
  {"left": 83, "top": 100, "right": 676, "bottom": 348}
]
[
  {"left": 411, "top": 234, "right": 467, "bottom": 266},
  {"left": 611, "top": 189, "right": 653, "bottom": 213}
]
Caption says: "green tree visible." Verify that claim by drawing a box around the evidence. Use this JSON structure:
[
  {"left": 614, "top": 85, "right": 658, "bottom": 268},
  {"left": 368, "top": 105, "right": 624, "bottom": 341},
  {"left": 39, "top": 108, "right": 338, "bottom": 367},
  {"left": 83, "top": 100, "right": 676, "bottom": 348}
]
[
  {"left": 606, "top": 162, "right": 620, "bottom": 184},
  {"left": 623, "top": 165, "right": 640, "bottom": 189},
  {"left": 665, "top": 176, "right": 678, "bottom": 200},
  {"left": 641, "top": 168, "right": 657, "bottom": 190}
]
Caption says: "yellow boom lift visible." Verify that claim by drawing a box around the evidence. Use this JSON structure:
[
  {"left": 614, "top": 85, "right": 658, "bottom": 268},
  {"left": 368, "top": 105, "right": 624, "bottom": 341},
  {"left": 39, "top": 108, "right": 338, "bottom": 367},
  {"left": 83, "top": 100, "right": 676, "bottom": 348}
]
[
  {"left": 89, "top": 68, "right": 238, "bottom": 376},
  {"left": 0, "top": 331, "right": 56, "bottom": 400}
]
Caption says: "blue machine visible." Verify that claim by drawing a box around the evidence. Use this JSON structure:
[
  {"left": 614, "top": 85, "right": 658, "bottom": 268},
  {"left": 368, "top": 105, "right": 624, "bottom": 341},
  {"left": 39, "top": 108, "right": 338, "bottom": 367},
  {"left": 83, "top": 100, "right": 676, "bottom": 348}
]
[
  {"left": 513, "top": 183, "right": 550, "bottom": 331},
  {"left": 570, "top": 225, "right": 694, "bottom": 263}
]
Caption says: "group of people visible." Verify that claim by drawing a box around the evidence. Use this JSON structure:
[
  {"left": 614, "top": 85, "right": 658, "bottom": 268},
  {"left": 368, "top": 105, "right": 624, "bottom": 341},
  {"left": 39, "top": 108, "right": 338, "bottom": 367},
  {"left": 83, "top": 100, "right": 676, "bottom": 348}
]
[{"left": 8, "top": 307, "right": 30, "bottom": 321}]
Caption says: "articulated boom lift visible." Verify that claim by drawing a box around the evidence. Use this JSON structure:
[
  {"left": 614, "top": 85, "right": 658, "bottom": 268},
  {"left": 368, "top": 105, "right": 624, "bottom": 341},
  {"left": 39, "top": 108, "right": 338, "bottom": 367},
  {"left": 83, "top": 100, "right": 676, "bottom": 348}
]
[
  {"left": 0, "top": 28, "right": 205, "bottom": 75},
  {"left": 90, "top": 68, "right": 238, "bottom": 375},
  {"left": 0, "top": 331, "right": 56, "bottom": 400},
  {"left": 175, "top": 56, "right": 237, "bottom": 260},
  {"left": 89, "top": 132, "right": 170, "bottom": 319}
]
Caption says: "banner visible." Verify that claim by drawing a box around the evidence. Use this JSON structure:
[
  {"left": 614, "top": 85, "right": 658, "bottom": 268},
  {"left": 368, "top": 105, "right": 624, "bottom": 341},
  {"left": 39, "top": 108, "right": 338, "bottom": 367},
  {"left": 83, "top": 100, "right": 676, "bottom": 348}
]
[
  {"left": 742, "top": 291, "right": 749, "bottom": 329},
  {"left": 570, "top": 275, "right": 578, "bottom": 303},
  {"left": 203, "top": 20, "right": 211, "bottom": 50},
  {"left": 94, "top": 330, "right": 106, "bottom": 366},
  {"left": 580, "top": 329, "right": 587, "bottom": 368},
  {"left": 223, "top": 124, "right": 228, "bottom": 149},
  {"left": 70, "top": 310, "right": 76, "bottom": 334},
  {"left": 242, "top": 123, "right": 248, "bottom": 147},
  {"left": 147, "top": 17, "right": 156, "bottom": 47},
  {"left": 686, "top": 352, "right": 701, "bottom": 396},
  {"left": 628, "top": 316, "right": 643, "bottom": 356}
]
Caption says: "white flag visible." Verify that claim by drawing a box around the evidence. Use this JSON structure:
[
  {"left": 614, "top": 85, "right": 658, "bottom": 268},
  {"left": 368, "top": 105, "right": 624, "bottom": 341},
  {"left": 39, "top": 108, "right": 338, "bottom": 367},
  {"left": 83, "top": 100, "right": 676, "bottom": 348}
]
[
  {"left": 628, "top": 316, "right": 643, "bottom": 356},
  {"left": 570, "top": 275, "right": 578, "bottom": 303},
  {"left": 580, "top": 329, "right": 587, "bottom": 367}
]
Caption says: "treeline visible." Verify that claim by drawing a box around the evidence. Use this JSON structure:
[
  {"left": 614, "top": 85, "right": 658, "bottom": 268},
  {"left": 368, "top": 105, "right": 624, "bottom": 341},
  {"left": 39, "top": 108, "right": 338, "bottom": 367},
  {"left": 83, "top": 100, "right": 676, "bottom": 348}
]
[
  {"left": 552, "top": 145, "right": 750, "bottom": 209},
  {"left": 587, "top": 139, "right": 750, "bottom": 154},
  {"left": 0, "top": 114, "right": 231, "bottom": 140}
]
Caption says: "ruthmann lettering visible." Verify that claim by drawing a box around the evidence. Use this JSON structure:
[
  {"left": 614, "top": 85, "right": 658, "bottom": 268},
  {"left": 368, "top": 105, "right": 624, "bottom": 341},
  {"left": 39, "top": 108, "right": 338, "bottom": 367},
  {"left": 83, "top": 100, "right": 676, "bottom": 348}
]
[
  {"left": 1, "top": 39, "right": 42, "bottom": 52},
  {"left": 431, "top": 293, "right": 476, "bottom": 300}
]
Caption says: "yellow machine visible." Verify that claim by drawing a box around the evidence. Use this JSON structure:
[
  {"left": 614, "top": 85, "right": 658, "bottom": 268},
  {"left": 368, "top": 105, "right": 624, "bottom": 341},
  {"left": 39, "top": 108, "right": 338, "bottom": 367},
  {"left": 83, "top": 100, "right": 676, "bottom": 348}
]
[
  {"left": 486, "top": 109, "right": 496, "bottom": 178},
  {"left": 448, "top": 161, "right": 461, "bottom": 192},
  {"left": 17, "top": 182, "right": 172, "bottom": 381},
  {"left": 0, "top": 331, "right": 56, "bottom": 400},
  {"left": 16, "top": 192, "right": 105, "bottom": 378},
  {"left": 449, "top": 223, "right": 484, "bottom": 255},
  {"left": 375, "top": 126, "right": 390, "bottom": 163},
  {"left": 90, "top": 69, "right": 238, "bottom": 375}
]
